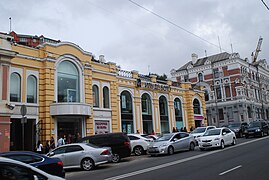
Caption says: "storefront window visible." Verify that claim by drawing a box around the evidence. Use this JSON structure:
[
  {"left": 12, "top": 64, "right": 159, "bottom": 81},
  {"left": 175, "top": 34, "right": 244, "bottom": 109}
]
[
  {"left": 57, "top": 61, "right": 80, "bottom": 102},
  {"left": 10, "top": 72, "right": 21, "bottom": 102},
  {"left": 27, "top": 75, "right": 37, "bottom": 103},
  {"left": 93, "top": 85, "right": 99, "bottom": 107},
  {"left": 142, "top": 93, "right": 153, "bottom": 134},
  {"left": 174, "top": 98, "right": 183, "bottom": 129},
  {"left": 103, "top": 86, "right": 109, "bottom": 108},
  {"left": 159, "top": 95, "right": 169, "bottom": 133},
  {"left": 121, "top": 91, "right": 133, "bottom": 133}
]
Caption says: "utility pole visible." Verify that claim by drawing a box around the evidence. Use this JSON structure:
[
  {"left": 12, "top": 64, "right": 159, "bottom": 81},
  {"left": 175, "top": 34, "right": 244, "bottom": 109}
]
[{"left": 9, "top": 17, "right": 12, "bottom": 33}]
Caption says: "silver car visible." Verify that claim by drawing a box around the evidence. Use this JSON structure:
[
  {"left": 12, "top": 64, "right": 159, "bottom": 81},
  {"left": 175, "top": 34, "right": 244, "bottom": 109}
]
[
  {"left": 47, "top": 143, "right": 112, "bottom": 171},
  {"left": 148, "top": 132, "right": 196, "bottom": 155}
]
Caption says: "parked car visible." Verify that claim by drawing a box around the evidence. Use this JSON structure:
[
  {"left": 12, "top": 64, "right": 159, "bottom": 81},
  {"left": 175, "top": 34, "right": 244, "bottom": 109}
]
[
  {"left": 0, "top": 157, "right": 64, "bottom": 180},
  {"left": 198, "top": 128, "right": 236, "bottom": 150},
  {"left": 244, "top": 121, "right": 269, "bottom": 138},
  {"left": 190, "top": 126, "right": 216, "bottom": 144},
  {"left": 141, "top": 134, "right": 159, "bottom": 140},
  {"left": 128, "top": 134, "right": 152, "bottom": 156},
  {"left": 0, "top": 151, "right": 65, "bottom": 178},
  {"left": 79, "top": 132, "right": 131, "bottom": 163},
  {"left": 148, "top": 132, "right": 196, "bottom": 156},
  {"left": 47, "top": 143, "right": 112, "bottom": 171},
  {"left": 227, "top": 122, "right": 248, "bottom": 138}
]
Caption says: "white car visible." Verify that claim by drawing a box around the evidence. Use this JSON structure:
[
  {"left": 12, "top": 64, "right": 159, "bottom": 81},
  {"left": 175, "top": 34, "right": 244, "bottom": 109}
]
[
  {"left": 191, "top": 126, "right": 216, "bottom": 144},
  {"left": 128, "top": 134, "right": 152, "bottom": 156},
  {"left": 0, "top": 157, "right": 64, "bottom": 180},
  {"left": 198, "top": 127, "right": 236, "bottom": 150}
]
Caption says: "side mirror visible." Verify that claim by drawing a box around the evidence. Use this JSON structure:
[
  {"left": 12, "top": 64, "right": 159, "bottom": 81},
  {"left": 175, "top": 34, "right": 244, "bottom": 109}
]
[{"left": 222, "top": 132, "right": 227, "bottom": 135}]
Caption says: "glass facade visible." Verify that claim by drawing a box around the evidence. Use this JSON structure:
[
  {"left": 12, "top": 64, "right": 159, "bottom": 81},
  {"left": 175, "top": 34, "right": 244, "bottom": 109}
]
[
  {"left": 57, "top": 61, "right": 80, "bottom": 102},
  {"left": 10, "top": 73, "right": 21, "bottom": 102}
]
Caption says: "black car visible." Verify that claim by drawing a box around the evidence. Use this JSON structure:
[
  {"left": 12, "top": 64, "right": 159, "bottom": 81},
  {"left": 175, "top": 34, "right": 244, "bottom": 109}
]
[
  {"left": 0, "top": 151, "right": 65, "bottom": 178},
  {"left": 245, "top": 121, "right": 269, "bottom": 138},
  {"left": 79, "top": 132, "right": 131, "bottom": 163},
  {"left": 227, "top": 122, "right": 248, "bottom": 138}
]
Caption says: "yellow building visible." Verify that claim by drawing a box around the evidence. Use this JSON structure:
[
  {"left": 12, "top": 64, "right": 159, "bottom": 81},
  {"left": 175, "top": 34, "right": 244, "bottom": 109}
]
[{"left": 0, "top": 34, "right": 206, "bottom": 151}]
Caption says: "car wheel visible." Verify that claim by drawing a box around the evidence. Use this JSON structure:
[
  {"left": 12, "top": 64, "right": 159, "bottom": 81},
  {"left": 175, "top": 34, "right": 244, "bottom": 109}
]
[
  {"left": 199, "top": 148, "right": 205, "bottom": 151},
  {"left": 168, "top": 146, "right": 174, "bottom": 155},
  {"left": 189, "top": 142, "right": 195, "bottom": 151},
  {"left": 220, "top": 140, "right": 225, "bottom": 149},
  {"left": 134, "top": 146, "right": 144, "bottom": 156},
  {"left": 81, "top": 158, "right": 95, "bottom": 171},
  {"left": 112, "top": 154, "right": 121, "bottom": 163},
  {"left": 231, "top": 138, "right": 236, "bottom": 145}
]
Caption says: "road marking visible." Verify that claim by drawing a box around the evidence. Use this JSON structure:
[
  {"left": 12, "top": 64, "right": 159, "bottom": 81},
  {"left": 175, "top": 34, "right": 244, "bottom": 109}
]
[
  {"left": 219, "top": 165, "right": 242, "bottom": 176},
  {"left": 104, "top": 136, "right": 269, "bottom": 180}
]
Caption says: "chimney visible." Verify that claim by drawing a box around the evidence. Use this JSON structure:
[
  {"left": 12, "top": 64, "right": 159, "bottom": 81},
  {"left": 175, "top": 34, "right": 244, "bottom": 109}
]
[
  {"left": 99, "top": 55, "right": 106, "bottom": 63},
  {"left": 191, "top": 53, "right": 198, "bottom": 64}
]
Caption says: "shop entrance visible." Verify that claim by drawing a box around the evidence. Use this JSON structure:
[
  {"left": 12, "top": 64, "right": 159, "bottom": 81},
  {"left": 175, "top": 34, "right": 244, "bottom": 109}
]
[
  {"left": 57, "top": 117, "right": 83, "bottom": 143},
  {"left": 10, "top": 118, "right": 36, "bottom": 151}
]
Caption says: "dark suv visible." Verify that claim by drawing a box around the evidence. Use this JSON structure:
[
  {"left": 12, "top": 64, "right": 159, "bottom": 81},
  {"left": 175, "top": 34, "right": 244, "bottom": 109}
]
[
  {"left": 245, "top": 121, "right": 269, "bottom": 138},
  {"left": 227, "top": 122, "right": 248, "bottom": 138},
  {"left": 79, "top": 133, "right": 131, "bottom": 163}
]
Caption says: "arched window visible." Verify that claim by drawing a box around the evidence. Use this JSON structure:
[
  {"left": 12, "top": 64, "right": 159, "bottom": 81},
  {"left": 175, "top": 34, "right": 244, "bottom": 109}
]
[
  {"left": 142, "top": 93, "right": 152, "bottom": 115},
  {"left": 93, "top": 85, "right": 99, "bottom": 107},
  {"left": 121, "top": 91, "right": 132, "bottom": 113},
  {"left": 198, "top": 73, "right": 203, "bottom": 82},
  {"left": 10, "top": 72, "right": 21, "bottom": 102},
  {"left": 141, "top": 93, "right": 153, "bottom": 134},
  {"left": 27, "top": 75, "right": 37, "bottom": 103},
  {"left": 159, "top": 96, "right": 168, "bottom": 116},
  {"left": 174, "top": 98, "right": 183, "bottom": 129},
  {"left": 57, "top": 61, "right": 80, "bottom": 102},
  {"left": 103, "top": 86, "right": 109, "bottom": 108},
  {"left": 193, "top": 99, "right": 201, "bottom": 114},
  {"left": 121, "top": 91, "right": 133, "bottom": 133},
  {"left": 159, "top": 95, "right": 169, "bottom": 133}
]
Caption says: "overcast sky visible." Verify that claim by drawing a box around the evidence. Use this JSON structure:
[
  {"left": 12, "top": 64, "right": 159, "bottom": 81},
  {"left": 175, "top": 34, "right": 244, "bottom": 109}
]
[{"left": 1, "top": 0, "right": 269, "bottom": 76}]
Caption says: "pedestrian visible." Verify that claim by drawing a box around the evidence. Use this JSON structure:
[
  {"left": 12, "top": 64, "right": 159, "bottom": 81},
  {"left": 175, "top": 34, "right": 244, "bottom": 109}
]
[
  {"left": 49, "top": 136, "right": 55, "bottom": 150},
  {"left": 150, "top": 130, "right": 155, "bottom": 135},
  {"left": 190, "top": 126, "right": 194, "bottom": 132},
  {"left": 183, "top": 127, "right": 187, "bottom": 132},
  {"left": 176, "top": 127, "right": 179, "bottom": 132},
  {"left": 172, "top": 127, "right": 176, "bottom": 133},
  {"left": 75, "top": 132, "right": 81, "bottom": 143},
  {"left": 57, "top": 135, "right": 65, "bottom": 147},
  {"left": 180, "top": 127, "right": 184, "bottom": 132},
  {"left": 45, "top": 140, "right": 50, "bottom": 154},
  {"left": 136, "top": 130, "right": 140, "bottom": 134},
  {"left": 36, "top": 140, "right": 43, "bottom": 154},
  {"left": 67, "top": 134, "right": 72, "bottom": 144}
]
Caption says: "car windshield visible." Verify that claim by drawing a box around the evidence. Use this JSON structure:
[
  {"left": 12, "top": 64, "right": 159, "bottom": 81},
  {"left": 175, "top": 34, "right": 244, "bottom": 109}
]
[
  {"left": 191, "top": 127, "right": 206, "bottom": 133},
  {"left": 86, "top": 143, "right": 100, "bottom": 148},
  {"left": 203, "top": 129, "right": 221, "bottom": 136},
  {"left": 248, "top": 122, "right": 261, "bottom": 128},
  {"left": 155, "top": 134, "right": 173, "bottom": 142},
  {"left": 228, "top": 123, "right": 241, "bottom": 128}
]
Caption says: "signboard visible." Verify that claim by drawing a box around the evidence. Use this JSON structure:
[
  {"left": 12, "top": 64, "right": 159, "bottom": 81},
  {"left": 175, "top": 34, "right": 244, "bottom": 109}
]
[
  {"left": 142, "top": 82, "right": 170, "bottom": 91},
  {"left": 20, "top": 105, "right": 27, "bottom": 116},
  {"left": 95, "top": 121, "right": 109, "bottom": 134}
]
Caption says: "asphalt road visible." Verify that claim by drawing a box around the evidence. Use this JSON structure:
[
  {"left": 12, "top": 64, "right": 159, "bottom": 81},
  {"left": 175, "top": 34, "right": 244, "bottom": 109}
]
[{"left": 66, "top": 136, "right": 269, "bottom": 180}]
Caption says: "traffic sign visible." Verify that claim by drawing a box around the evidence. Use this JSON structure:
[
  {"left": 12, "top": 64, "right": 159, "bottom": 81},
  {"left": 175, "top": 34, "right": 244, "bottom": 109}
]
[{"left": 20, "top": 105, "right": 27, "bottom": 116}]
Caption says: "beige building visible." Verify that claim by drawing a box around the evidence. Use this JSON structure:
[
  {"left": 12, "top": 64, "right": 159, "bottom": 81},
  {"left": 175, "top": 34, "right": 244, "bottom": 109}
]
[{"left": 0, "top": 33, "right": 206, "bottom": 151}]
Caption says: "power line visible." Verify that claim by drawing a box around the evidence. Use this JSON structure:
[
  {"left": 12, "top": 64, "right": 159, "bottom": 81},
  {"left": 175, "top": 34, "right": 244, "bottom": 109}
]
[
  {"left": 128, "top": 0, "right": 225, "bottom": 51},
  {"left": 261, "top": 0, "right": 269, "bottom": 11}
]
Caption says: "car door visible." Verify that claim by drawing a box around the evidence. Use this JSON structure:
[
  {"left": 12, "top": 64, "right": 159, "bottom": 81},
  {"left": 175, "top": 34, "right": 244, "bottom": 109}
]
[
  {"left": 222, "top": 128, "right": 231, "bottom": 145},
  {"left": 179, "top": 133, "right": 190, "bottom": 150},
  {"left": 50, "top": 146, "right": 67, "bottom": 165},
  {"left": 64, "top": 145, "right": 84, "bottom": 167},
  {"left": 171, "top": 133, "right": 181, "bottom": 151}
]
